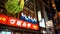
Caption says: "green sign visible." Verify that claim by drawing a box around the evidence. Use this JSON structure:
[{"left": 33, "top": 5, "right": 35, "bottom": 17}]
[{"left": 5, "top": 0, "right": 24, "bottom": 14}]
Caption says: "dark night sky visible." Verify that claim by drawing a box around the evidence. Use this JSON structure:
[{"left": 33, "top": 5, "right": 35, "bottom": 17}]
[
  {"left": 46, "top": 0, "right": 60, "bottom": 20},
  {"left": 54, "top": 0, "right": 60, "bottom": 12}
]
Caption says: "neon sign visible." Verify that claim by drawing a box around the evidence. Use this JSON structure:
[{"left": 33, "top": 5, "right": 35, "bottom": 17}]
[
  {"left": 0, "top": 14, "right": 8, "bottom": 24},
  {"left": 20, "top": 13, "right": 37, "bottom": 24},
  {"left": 0, "top": 14, "right": 39, "bottom": 30}
]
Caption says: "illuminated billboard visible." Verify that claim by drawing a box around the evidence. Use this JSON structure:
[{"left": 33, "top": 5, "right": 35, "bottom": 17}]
[
  {"left": 37, "top": 11, "right": 45, "bottom": 28},
  {"left": 39, "top": 18, "right": 45, "bottom": 28},
  {"left": 20, "top": 13, "right": 37, "bottom": 24},
  {"left": 0, "top": 14, "right": 39, "bottom": 30},
  {"left": 46, "top": 20, "right": 53, "bottom": 28},
  {"left": 38, "top": 11, "right": 42, "bottom": 21}
]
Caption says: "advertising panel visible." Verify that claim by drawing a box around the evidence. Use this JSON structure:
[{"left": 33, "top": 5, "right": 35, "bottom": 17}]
[
  {"left": 38, "top": 11, "right": 42, "bottom": 21},
  {"left": 0, "top": 14, "right": 39, "bottom": 30},
  {"left": 39, "top": 18, "right": 45, "bottom": 28},
  {"left": 20, "top": 13, "right": 37, "bottom": 24},
  {"left": 46, "top": 20, "right": 53, "bottom": 28},
  {"left": 0, "top": 14, "right": 8, "bottom": 24},
  {"left": 37, "top": 11, "right": 45, "bottom": 28},
  {"left": 7, "top": 17, "right": 17, "bottom": 26}
]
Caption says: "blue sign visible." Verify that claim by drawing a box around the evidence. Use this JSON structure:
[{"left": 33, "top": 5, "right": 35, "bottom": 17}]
[{"left": 20, "top": 13, "right": 37, "bottom": 24}]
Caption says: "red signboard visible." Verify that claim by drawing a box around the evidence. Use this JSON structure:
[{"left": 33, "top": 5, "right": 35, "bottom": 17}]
[
  {"left": 0, "top": 14, "right": 8, "bottom": 24},
  {"left": 7, "top": 17, "right": 16, "bottom": 26},
  {"left": 0, "top": 14, "right": 39, "bottom": 30}
]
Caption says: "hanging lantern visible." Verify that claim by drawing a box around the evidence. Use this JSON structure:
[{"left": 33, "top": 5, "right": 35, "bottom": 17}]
[{"left": 5, "top": 0, "right": 24, "bottom": 14}]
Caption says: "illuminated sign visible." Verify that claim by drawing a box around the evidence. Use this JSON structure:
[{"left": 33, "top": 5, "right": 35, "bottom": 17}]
[
  {"left": 0, "top": 14, "right": 8, "bottom": 24},
  {"left": 46, "top": 20, "right": 53, "bottom": 28},
  {"left": 20, "top": 13, "right": 37, "bottom": 24},
  {"left": 39, "top": 18, "right": 45, "bottom": 28},
  {"left": 0, "top": 14, "right": 39, "bottom": 30},
  {"left": 38, "top": 11, "right": 42, "bottom": 21}
]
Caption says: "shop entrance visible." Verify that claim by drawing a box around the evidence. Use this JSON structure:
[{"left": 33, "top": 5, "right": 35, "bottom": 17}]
[
  {"left": 0, "top": 28, "right": 38, "bottom": 34},
  {"left": 0, "top": 29, "right": 12, "bottom": 34},
  {"left": 0, "top": 31, "right": 11, "bottom": 34}
]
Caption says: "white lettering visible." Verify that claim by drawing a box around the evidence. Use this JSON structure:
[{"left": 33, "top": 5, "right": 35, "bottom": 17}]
[
  {"left": 28, "top": 16, "right": 30, "bottom": 18},
  {"left": 21, "top": 13, "right": 24, "bottom": 16},
  {"left": 27, "top": 23, "right": 31, "bottom": 28},
  {"left": 22, "top": 22, "right": 26, "bottom": 27},
  {"left": 34, "top": 18, "right": 37, "bottom": 21},
  {"left": 17, "top": 20, "right": 22, "bottom": 26},
  {"left": 10, "top": 19, "right": 16, "bottom": 24}
]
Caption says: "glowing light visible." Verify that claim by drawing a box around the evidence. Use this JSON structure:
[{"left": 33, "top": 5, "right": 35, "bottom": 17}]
[
  {"left": 27, "top": 23, "right": 31, "bottom": 28},
  {"left": 33, "top": 25, "right": 37, "bottom": 29},
  {"left": 22, "top": 22, "right": 26, "bottom": 27},
  {"left": 2, "top": 17, "right": 6, "bottom": 21},
  {"left": 0, "top": 17, "right": 2, "bottom": 20}
]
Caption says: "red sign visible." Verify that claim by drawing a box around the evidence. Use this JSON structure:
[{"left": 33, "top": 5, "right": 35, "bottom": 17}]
[
  {"left": 0, "top": 14, "right": 8, "bottom": 24},
  {"left": 7, "top": 17, "right": 16, "bottom": 26},
  {"left": 0, "top": 14, "right": 39, "bottom": 30}
]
